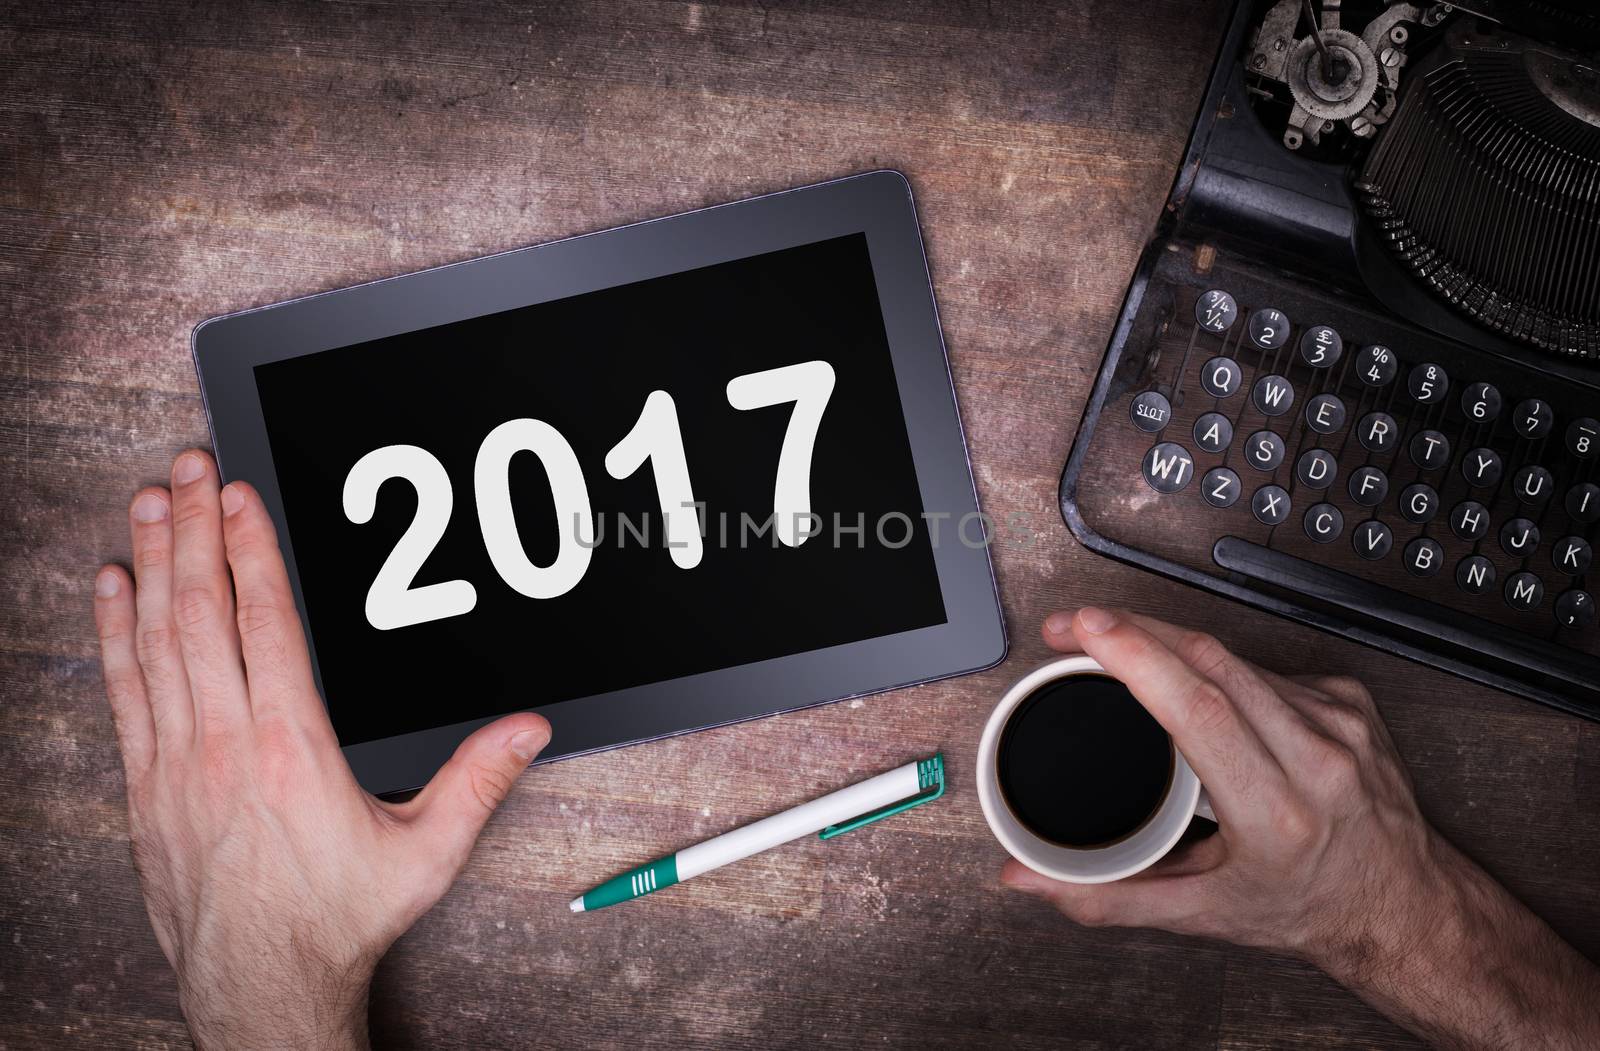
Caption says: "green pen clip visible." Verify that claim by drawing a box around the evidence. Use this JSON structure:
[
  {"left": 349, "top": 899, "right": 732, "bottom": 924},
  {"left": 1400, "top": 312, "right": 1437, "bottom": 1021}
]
[{"left": 818, "top": 753, "right": 945, "bottom": 840}]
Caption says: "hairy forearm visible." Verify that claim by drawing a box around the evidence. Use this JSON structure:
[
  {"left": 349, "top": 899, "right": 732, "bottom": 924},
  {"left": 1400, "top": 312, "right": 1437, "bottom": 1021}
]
[
  {"left": 1318, "top": 834, "right": 1600, "bottom": 1050},
  {"left": 179, "top": 967, "right": 371, "bottom": 1051}
]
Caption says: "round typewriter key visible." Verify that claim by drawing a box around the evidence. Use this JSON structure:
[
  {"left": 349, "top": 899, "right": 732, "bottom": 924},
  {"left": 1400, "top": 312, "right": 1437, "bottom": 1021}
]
[
  {"left": 1449, "top": 500, "right": 1490, "bottom": 541},
  {"left": 1499, "top": 518, "right": 1540, "bottom": 558},
  {"left": 1567, "top": 482, "right": 1600, "bottom": 523},
  {"left": 1251, "top": 374, "right": 1295, "bottom": 417},
  {"left": 1200, "top": 356, "right": 1242, "bottom": 398},
  {"left": 1504, "top": 572, "right": 1544, "bottom": 611},
  {"left": 1295, "top": 448, "right": 1337, "bottom": 489},
  {"left": 1348, "top": 465, "right": 1389, "bottom": 507},
  {"left": 1193, "top": 412, "right": 1233, "bottom": 453},
  {"left": 1406, "top": 363, "right": 1448, "bottom": 404},
  {"left": 1355, "top": 344, "right": 1397, "bottom": 386},
  {"left": 1352, "top": 519, "right": 1392, "bottom": 560},
  {"left": 1555, "top": 589, "right": 1595, "bottom": 630},
  {"left": 1130, "top": 390, "right": 1171, "bottom": 433},
  {"left": 1299, "top": 325, "right": 1343, "bottom": 368},
  {"left": 1404, "top": 537, "right": 1444, "bottom": 577},
  {"left": 1399, "top": 483, "right": 1439, "bottom": 524},
  {"left": 1553, "top": 536, "right": 1592, "bottom": 576},
  {"left": 1408, "top": 429, "right": 1450, "bottom": 471},
  {"left": 1248, "top": 308, "right": 1290, "bottom": 350},
  {"left": 1461, "top": 382, "right": 1501, "bottom": 423},
  {"left": 1251, "top": 484, "right": 1291, "bottom": 526},
  {"left": 1566, "top": 417, "right": 1598, "bottom": 459},
  {"left": 1196, "top": 290, "right": 1238, "bottom": 333},
  {"left": 1512, "top": 464, "right": 1553, "bottom": 504},
  {"left": 1286, "top": 447, "right": 1337, "bottom": 486},
  {"left": 1141, "top": 442, "right": 1196, "bottom": 494},
  {"left": 1512, "top": 399, "right": 1552, "bottom": 440},
  {"left": 1358, "top": 411, "right": 1398, "bottom": 453},
  {"left": 1245, "top": 430, "right": 1286, "bottom": 471},
  {"left": 1303, "top": 502, "right": 1343, "bottom": 543},
  {"left": 1461, "top": 447, "right": 1502, "bottom": 488},
  {"left": 1456, "top": 555, "right": 1496, "bottom": 595},
  {"left": 1304, "top": 393, "right": 1345, "bottom": 435},
  {"left": 1201, "top": 467, "right": 1241, "bottom": 508}
]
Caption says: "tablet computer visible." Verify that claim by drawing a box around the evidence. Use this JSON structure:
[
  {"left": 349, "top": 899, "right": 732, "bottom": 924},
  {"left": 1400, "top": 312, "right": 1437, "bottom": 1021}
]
[{"left": 193, "top": 170, "right": 1005, "bottom": 795}]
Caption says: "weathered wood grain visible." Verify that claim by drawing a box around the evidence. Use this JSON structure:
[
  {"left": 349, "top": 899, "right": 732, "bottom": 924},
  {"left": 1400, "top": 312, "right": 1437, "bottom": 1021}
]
[{"left": 2, "top": 1, "right": 1596, "bottom": 1048}]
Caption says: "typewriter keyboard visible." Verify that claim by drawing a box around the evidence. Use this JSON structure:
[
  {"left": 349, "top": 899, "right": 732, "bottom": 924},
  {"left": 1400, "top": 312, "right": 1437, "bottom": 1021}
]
[{"left": 1066, "top": 249, "right": 1600, "bottom": 716}]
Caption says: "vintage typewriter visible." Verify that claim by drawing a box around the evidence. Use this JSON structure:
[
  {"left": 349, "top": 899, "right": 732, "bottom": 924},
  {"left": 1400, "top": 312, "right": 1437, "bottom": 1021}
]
[{"left": 1060, "top": 0, "right": 1600, "bottom": 719}]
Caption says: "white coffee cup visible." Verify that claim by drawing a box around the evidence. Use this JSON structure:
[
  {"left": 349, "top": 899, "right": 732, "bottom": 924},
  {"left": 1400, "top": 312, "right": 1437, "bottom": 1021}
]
[{"left": 977, "top": 655, "right": 1215, "bottom": 884}]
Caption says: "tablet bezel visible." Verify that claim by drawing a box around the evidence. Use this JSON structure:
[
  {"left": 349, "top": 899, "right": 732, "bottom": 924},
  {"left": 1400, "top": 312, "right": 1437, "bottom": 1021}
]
[{"left": 192, "top": 170, "right": 1006, "bottom": 796}]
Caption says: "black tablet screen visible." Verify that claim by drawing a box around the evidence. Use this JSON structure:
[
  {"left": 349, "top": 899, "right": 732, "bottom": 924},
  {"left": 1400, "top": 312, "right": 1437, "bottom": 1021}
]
[{"left": 254, "top": 233, "right": 947, "bottom": 745}]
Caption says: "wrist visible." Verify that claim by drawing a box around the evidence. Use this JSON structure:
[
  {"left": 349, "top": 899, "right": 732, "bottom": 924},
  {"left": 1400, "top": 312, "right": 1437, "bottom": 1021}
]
[
  {"left": 1306, "top": 827, "right": 1471, "bottom": 986},
  {"left": 179, "top": 960, "right": 373, "bottom": 1051},
  {"left": 1305, "top": 830, "right": 1600, "bottom": 1049}
]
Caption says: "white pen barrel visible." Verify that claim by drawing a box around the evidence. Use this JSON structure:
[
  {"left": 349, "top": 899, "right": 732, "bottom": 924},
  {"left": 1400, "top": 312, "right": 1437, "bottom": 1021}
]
[{"left": 675, "top": 762, "right": 921, "bottom": 880}]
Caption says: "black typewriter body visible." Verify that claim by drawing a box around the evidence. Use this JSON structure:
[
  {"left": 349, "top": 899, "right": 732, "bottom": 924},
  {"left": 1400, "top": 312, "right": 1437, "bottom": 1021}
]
[{"left": 1060, "top": 0, "right": 1600, "bottom": 720}]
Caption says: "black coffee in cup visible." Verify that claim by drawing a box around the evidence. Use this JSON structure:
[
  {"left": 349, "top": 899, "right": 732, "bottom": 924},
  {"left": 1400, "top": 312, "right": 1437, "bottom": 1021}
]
[{"left": 996, "top": 674, "right": 1173, "bottom": 848}]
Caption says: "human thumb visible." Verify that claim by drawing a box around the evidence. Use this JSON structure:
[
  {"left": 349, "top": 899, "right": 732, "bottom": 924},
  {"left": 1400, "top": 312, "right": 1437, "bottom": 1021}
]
[{"left": 406, "top": 712, "right": 551, "bottom": 864}]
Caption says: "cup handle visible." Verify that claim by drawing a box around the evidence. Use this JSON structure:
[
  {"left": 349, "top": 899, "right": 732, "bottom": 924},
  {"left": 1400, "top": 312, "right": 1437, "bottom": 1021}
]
[{"left": 1195, "top": 787, "right": 1216, "bottom": 824}]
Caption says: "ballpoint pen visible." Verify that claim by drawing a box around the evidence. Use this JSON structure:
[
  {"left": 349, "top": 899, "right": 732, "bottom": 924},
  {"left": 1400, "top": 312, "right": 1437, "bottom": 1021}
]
[{"left": 570, "top": 754, "right": 945, "bottom": 913}]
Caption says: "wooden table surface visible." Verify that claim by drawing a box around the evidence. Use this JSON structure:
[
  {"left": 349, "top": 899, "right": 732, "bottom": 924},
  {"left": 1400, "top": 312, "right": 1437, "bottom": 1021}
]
[{"left": 4, "top": 1, "right": 1597, "bottom": 1047}]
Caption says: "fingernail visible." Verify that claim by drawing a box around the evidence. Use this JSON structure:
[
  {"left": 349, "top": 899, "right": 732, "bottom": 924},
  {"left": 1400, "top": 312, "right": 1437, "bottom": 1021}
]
[
  {"left": 173, "top": 454, "right": 206, "bottom": 485},
  {"left": 1044, "top": 611, "right": 1076, "bottom": 636},
  {"left": 220, "top": 484, "right": 245, "bottom": 517},
  {"left": 1077, "top": 607, "right": 1117, "bottom": 635},
  {"left": 132, "top": 493, "right": 168, "bottom": 523},
  {"left": 95, "top": 570, "right": 119, "bottom": 598},
  {"left": 509, "top": 728, "right": 550, "bottom": 761}
]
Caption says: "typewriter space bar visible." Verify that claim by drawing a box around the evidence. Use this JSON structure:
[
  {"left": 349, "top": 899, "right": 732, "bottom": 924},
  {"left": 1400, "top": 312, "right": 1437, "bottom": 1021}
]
[{"left": 1212, "top": 536, "right": 1597, "bottom": 694}]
